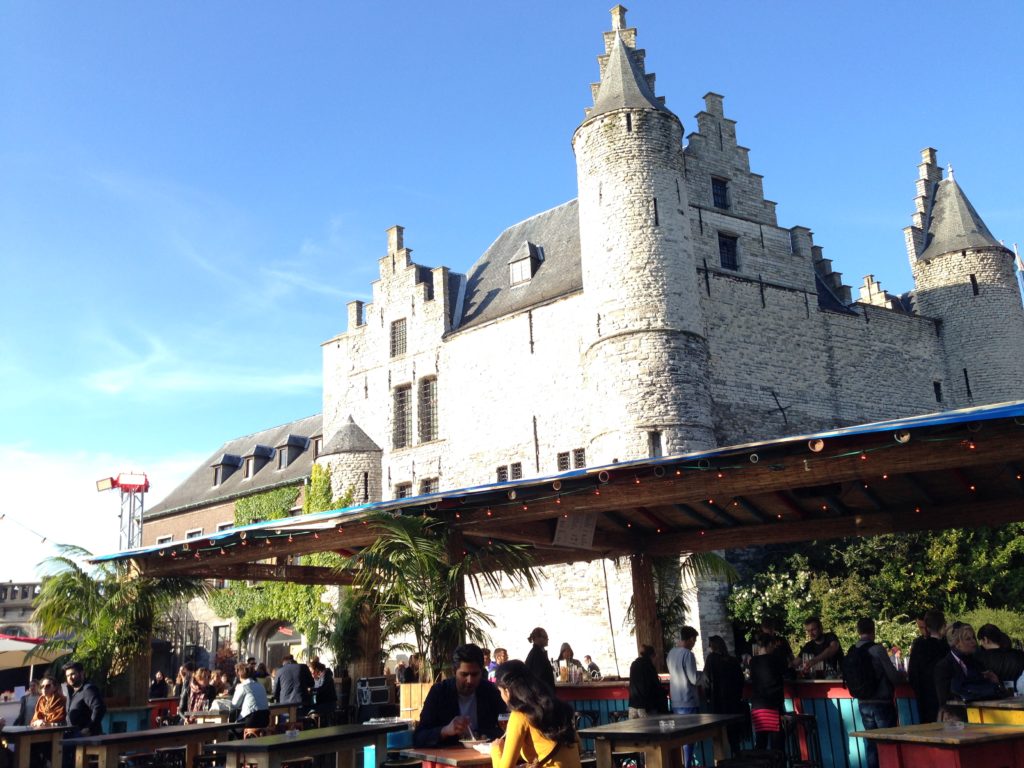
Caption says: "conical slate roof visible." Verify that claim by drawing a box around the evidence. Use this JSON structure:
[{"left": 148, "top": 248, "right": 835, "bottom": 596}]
[
  {"left": 919, "top": 176, "right": 1007, "bottom": 261},
  {"left": 588, "top": 32, "right": 671, "bottom": 119},
  {"left": 321, "top": 415, "right": 381, "bottom": 455}
]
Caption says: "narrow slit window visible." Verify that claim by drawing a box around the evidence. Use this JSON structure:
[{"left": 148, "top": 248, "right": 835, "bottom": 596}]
[
  {"left": 963, "top": 368, "right": 973, "bottom": 399},
  {"left": 969, "top": 274, "right": 979, "bottom": 295},
  {"left": 933, "top": 381, "right": 943, "bottom": 402}
]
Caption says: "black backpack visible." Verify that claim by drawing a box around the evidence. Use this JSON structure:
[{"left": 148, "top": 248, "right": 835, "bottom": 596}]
[{"left": 842, "top": 642, "right": 880, "bottom": 699}]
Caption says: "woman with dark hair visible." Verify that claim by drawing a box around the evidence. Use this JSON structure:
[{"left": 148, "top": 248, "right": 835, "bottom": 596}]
[
  {"left": 703, "top": 636, "right": 747, "bottom": 754},
  {"left": 185, "top": 667, "right": 216, "bottom": 718},
  {"left": 525, "top": 627, "right": 555, "bottom": 692},
  {"left": 490, "top": 660, "right": 581, "bottom": 768}
]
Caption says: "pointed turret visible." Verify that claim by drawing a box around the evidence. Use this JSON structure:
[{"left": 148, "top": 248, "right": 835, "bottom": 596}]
[
  {"left": 908, "top": 149, "right": 1024, "bottom": 407},
  {"left": 316, "top": 415, "right": 382, "bottom": 503},
  {"left": 587, "top": 29, "right": 669, "bottom": 119},
  {"left": 918, "top": 175, "right": 1010, "bottom": 261},
  {"left": 574, "top": 7, "right": 714, "bottom": 462}
]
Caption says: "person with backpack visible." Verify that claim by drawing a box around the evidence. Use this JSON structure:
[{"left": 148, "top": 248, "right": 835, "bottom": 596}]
[{"left": 844, "top": 618, "right": 904, "bottom": 768}]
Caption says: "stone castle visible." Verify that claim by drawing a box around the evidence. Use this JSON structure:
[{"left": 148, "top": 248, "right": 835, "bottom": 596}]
[{"left": 146, "top": 7, "right": 1024, "bottom": 672}]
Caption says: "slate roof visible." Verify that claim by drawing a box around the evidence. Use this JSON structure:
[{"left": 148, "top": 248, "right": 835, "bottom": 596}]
[
  {"left": 321, "top": 415, "right": 381, "bottom": 455},
  {"left": 146, "top": 413, "right": 322, "bottom": 519},
  {"left": 453, "top": 200, "right": 582, "bottom": 332},
  {"left": 919, "top": 177, "right": 1008, "bottom": 261},
  {"left": 588, "top": 33, "right": 671, "bottom": 119}
]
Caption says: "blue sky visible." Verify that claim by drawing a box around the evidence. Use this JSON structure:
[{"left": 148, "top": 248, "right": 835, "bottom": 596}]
[{"left": 2, "top": 1, "right": 1022, "bottom": 580}]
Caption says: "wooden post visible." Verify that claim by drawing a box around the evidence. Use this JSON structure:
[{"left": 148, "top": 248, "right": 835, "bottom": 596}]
[
  {"left": 630, "top": 553, "right": 665, "bottom": 669},
  {"left": 351, "top": 600, "right": 382, "bottom": 681}
]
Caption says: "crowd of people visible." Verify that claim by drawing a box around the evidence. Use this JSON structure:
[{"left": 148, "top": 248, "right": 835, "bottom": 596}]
[{"left": 620, "top": 613, "right": 1024, "bottom": 768}]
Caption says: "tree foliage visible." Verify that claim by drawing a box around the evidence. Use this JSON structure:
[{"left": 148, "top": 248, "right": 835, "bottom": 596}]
[
  {"left": 343, "top": 513, "right": 539, "bottom": 680},
  {"left": 209, "top": 471, "right": 352, "bottom": 648},
  {"left": 727, "top": 524, "right": 1024, "bottom": 650},
  {"left": 32, "top": 545, "right": 207, "bottom": 692}
]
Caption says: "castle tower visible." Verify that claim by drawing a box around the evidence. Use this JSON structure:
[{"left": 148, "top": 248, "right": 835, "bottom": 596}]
[
  {"left": 573, "top": 6, "right": 714, "bottom": 462},
  {"left": 907, "top": 149, "right": 1024, "bottom": 406},
  {"left": 317, "top": 415, "right": 382, "bottom": 504}
]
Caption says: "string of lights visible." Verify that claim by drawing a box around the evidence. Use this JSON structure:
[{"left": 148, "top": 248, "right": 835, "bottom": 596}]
[{"left": 148, "top": 424, "right": 1002, "bottom": 563}]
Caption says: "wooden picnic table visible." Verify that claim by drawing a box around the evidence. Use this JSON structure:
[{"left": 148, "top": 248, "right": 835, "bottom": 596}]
[
  {"left": 400, "top": 745, "right": 492, "bottom": 768},
  {"left": 850, "top": 721, "right": 1024, "bottom": 767},
  {"left": 0, "top": 724, "right": 67, "bottom": 768},
  {"left": 63, "top": 721, "right": 238, "bottom": 768},
  {"left": 207, "top": 721, "right": 405, "bottom": 768},
  {"left": 578, "top": 714, "right": 742, "bottom": 768}
]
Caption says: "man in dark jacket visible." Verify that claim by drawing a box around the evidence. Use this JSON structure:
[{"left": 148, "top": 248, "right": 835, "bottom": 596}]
[
  {"left": 413, "top": 644, "right": 505, "bottom": 747},
  {"left": 64, "top": 661, "right": 107, "bottom": 736},
  {"left": 628, "top": 645, "right": 667, "bottom": 718},
  {"left": 273, "top": 655, "right": 314, "bottom": 708},
  {"left": 851, "top": 618, "right": 904, "bottom": 768}
]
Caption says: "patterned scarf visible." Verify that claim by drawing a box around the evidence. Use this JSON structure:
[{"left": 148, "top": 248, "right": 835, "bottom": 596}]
[{"left": 33, "top": 692, "right": 67, "bottom": 725}]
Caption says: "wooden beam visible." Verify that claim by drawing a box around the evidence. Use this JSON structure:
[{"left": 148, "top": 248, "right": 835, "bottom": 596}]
[
  {"left": 732, "top": 496, "right": 770, "bottom": 523},
  {"left": 630, "top": 554, "right": 664, "bottom": 663},
  {"left": 643, "top": 497, "right": 1024, "bottom": 556},
  {"left": 454, "top": 426, "right": 1024, "bottom": 529},
  {"left": 135, "top": 561, "right": 352, "bottom": 585}
]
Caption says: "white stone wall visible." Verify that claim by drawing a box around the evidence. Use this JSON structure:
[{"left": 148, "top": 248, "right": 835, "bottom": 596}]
[{"left": 913, "top": 248, "right": 1024, "bottom": 407}]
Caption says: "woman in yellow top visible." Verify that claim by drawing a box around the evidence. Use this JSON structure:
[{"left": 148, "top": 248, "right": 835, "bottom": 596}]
[{"left": 490, "top": 660, "right": 581, "bottom": 768}]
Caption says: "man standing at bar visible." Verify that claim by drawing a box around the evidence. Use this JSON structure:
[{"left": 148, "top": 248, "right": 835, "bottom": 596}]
[
  {"left": 799, "top": 616, "right": 842, "bottom": 677},
  {"left": 848, "top": 618, "right": 904, "bottom": 768},
  {"left": 64, "top": 661, "right": 106, "bottom": 736},
  {"left": 667, "top": 626, "right": 701, "bottom": 767}
]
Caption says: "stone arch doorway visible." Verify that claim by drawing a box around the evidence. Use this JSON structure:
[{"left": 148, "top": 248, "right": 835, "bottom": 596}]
[{"left": 248, "top": 620, "right": 301, "bottom": 669}]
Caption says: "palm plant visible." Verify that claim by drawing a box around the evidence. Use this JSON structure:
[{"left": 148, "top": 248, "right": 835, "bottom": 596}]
[
  {"left": 32, "top": 544, "right": 207, "bottom": 701},
  {"left": 343, "top": 513, "right": 540, "bottom": 681}
]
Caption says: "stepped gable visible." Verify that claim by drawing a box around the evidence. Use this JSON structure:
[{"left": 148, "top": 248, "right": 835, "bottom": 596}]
[
  {"left": 919, "top": 174, "right": 1008, "bottom": 261},
  {"left": 321, "top": 415, "right": 380, "bottom": 455},
  {"left": 146, "top": 413, "right": 321, "bottom": 518},
  {"left": 454, "top": 200, "right": 581, "bottom": 331}
]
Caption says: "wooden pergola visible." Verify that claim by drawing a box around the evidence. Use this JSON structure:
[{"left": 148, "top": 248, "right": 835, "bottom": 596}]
[{"left": 97, "top": 400, "right": 1024, "bottom": 662}]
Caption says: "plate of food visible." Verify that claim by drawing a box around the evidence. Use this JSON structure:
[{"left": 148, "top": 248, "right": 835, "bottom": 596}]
[{"left": 460, "top": 738, "right": 491, "bottom": 752}]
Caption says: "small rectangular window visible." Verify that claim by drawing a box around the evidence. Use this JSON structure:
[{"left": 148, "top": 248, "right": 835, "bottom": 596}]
[
  {"left": 419, "top": 478, "right": 439, "bottom": 495},
  {"left": 313, "top": 437, "right": 323, "bottom": 458},
  {"left": 156, "top": 535, "right": 174, "bottom": 545},
  {"left": 212, "top": 466, "right": 223, "bottom": 487},
  {"left": 718, "top": 234, "right": 739, "bottom": 270},
  {"left": 393, "top": 385, "right": 412, "bottom": 449},
  {"left": 394, "top": 483, "right": 412, "bottom": 499},
  {"left": 933, "top": 381, "right": 943, "bottom": 402},
  {"left": 712, "top": 177, "right": 729, "bottom": 209},
  {"left": 557, "top": 452, "right": 570, "bottom": 472},
  {"left": 277, "top": 449, "right": 287, "bottom": 470},
  {"left": 216, "top": 522, "right": 233, "bottom": 532},
  {"left": 648, "top": 431, "right": 663, "bottom": 458},
  {"left": 510, "top": 259, "right": 532, "bottom": 285},
  {"left": 510, "top": 462, "right": 523, "bottom": 480},
  {"left": 572, "top": 448, "right": 586, "bottom": 468},
  {"left": 185, "top": 528, "right": 204, "bottom": 540},
  {"left": 496, "top": 465, "right": 509, "bottom": 483},
  {"left": 418, "top": 377, "right": 438, "bottom": 442},
  {"left": 244, "top": 457, "right": 254, "bottom": 479},
  {"left": 390, "top": 318, "right": 407, "bottom": 358}
]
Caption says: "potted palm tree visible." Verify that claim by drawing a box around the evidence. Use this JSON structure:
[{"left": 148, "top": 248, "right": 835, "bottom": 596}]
[{"left": 32, "top": 544, "right": 207, "bottom": 706}]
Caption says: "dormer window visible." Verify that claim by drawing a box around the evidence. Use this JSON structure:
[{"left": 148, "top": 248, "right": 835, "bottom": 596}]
[
  {"left": 242, "top": 444, "right": 274, "bottom": 479},
  {"left": 211, "top": 453, "right": 243, "bottom": 487},
  {"left": 244, "top": 457, "right": 254, "bottom": 479},
  {"left": 509, "top": 242, "right": 543, "bottom": 286},
  {"left": 313, "top": 436, "right": 323, "bottom": 458},
  {"left": 276, "top": 434, "right": 310, "bottom": 470}
]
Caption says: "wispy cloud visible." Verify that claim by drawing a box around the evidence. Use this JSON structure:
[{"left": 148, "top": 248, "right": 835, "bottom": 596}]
[{"left": 82, "top": 332, "right": 319, "bottom": 398}]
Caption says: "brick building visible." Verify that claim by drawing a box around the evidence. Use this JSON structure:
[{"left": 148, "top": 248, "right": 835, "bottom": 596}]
[{"left": 144, "top": 7, "right": 1024, "bottom": 672}]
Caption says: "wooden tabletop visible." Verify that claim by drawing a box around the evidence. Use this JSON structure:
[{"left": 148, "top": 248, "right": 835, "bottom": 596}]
[
  {"left": 400, "top": 746, "right": 493, "bottom": 766},
  {"left": 579, "top": 714, "right": 743, "bottom": 741},
  {"left": 850, "top": 722, "right": 1024, "bottom": 745},
  {"left": 1, "top": 725, "right": 68, "bottom": 734},
  {"left": 211, "top": 721, "right": 405, "bottom": 753},
  {"left": 965, "top": 698, "right": 1024, "bottom": 710},
  {"left": 63, "top": 721, "right": 234, "bottom": 745}
]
